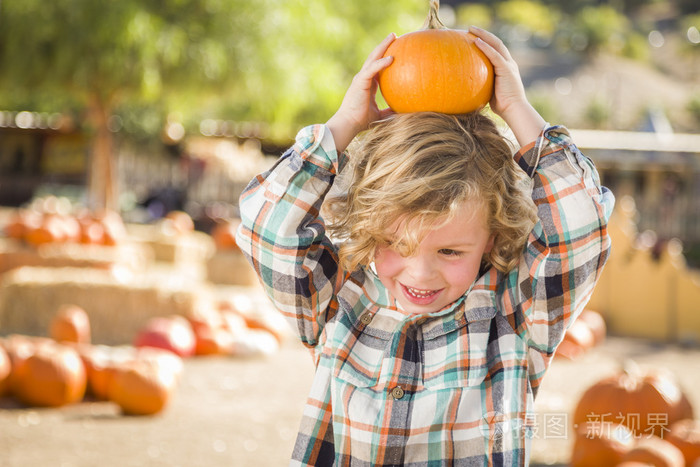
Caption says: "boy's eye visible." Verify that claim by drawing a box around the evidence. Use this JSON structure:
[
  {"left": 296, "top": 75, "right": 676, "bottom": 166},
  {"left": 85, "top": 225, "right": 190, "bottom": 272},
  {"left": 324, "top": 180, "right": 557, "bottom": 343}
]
[{"left": 439, "top": 249, "right": 464, "bottom": 257}]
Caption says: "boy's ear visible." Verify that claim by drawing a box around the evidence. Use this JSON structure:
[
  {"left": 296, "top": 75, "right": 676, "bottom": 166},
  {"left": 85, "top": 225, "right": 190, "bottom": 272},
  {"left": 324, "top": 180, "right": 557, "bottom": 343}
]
[{"left": 484, "top": 233, "right": 496, "bottom": 254}]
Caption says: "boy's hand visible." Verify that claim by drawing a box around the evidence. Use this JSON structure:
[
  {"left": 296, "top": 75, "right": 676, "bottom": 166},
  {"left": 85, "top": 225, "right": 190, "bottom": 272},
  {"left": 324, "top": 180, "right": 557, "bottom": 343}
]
[
  {"left": 470, "top": 26, "right": 546, "bottom": 146},
  {"left": 326, "top": 33, "right": 396, "bottom": 154}
]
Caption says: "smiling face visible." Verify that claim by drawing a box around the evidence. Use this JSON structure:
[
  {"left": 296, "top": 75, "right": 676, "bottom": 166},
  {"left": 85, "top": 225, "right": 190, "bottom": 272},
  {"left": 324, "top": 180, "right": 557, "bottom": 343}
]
[{"left": 373, "top": 199, "right": 494, "bottom": 315}]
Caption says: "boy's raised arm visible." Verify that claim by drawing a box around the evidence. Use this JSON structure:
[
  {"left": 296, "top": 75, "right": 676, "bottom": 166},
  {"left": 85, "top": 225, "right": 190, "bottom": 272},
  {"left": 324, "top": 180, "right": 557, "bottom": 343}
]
[
  {"left": 470, "top": 26, "right": 546, "bottom": 147},
  {"left": 326, "top": 33, "right": 396, "bottom": 154}
]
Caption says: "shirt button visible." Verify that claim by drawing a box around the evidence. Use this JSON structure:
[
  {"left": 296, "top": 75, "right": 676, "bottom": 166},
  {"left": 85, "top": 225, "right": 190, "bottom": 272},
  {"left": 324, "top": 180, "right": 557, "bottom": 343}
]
[
  {"left": 390, "top": 386, "right": 405, "bottom": 400},
  {"left": 454, "top": 309, "right": 465, "bottom": 321},
  {"left": 360, "top": 312, "right": 373, "bottom": 325}
]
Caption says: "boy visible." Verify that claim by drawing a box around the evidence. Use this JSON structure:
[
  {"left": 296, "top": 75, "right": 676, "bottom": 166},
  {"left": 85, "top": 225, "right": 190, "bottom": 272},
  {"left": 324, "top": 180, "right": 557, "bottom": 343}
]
[{"left": 237, "top": 27, "right": 614, "bottom": 465}]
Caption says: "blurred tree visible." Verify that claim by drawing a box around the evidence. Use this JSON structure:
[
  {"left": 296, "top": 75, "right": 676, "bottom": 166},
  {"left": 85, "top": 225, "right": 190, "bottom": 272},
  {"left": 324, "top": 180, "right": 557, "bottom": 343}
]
[
  {"left": 454, "top": 3, "right": 493, "bottom": 29},
  {"left": 0, "top": 0, "right": 425, "bottom": 211},
  {"left": 0, "top": 0, "right": 270, "bottom": 212},
  {"left": 495, "top": 0, "right": 560, "bottom": 41},
  {"left": 570, "top": 5, "right": 631, "bottom": 55}
]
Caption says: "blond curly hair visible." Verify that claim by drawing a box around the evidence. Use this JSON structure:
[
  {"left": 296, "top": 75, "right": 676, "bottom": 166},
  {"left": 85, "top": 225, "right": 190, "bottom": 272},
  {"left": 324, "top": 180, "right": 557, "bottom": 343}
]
[{"left": 325, "top": 111, "right": 537, "bottom": 274}]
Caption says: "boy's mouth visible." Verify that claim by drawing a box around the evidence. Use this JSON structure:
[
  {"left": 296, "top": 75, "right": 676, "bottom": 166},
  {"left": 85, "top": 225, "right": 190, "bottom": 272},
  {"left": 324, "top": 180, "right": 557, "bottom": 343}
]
[{"left": 400, "top": 284, "right": 442, "bottom": 305}]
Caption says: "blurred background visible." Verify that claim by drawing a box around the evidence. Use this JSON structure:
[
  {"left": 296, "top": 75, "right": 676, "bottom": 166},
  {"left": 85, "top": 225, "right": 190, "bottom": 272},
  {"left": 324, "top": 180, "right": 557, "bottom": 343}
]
[{"left": 0, "top": 1, "right": 699, "bottom": 466}]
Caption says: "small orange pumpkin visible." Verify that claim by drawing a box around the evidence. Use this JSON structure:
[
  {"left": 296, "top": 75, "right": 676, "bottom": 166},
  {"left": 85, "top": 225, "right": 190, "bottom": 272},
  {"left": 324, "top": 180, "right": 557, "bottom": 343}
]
[
  {"left": 0, "top": 345, "right": 10, "bottom": 397},
  {"left": 378, "top": 0, "right": 493, "bottom": 114},
  {"left": 165, "top": 210, "right": 194, "bottom": 235},
  {"left": 579, "top": 309, "right": 606, "bottom": 345},
  {"left": 1, "top": 334, "right": 53, "bottom": 397},
  {"left": 666, "top": 419, "right": 700, "bottom": 466},
  {"left": 13, "top": 342, "right": 87, "bottom": 407},
  {"left": 621, "top": 436, "right": 685, "bottom": 467},
  {"left": 108, "top": 358, "right": 178, "bottom": 415},
  {"left": 555, "top": 318, "right": 596, "bottom": 360},
  {"left": 211, "top": 219, "right": 240, "bottom": 251},
  {"left": 573, "top": 364, "right": 694, "bottom": 438},
  {"left": 50, "top": 304, "right": 91, "bottom": 344},
  {"left": 570, "top": 421, "right": 635, "bottom": 467}
]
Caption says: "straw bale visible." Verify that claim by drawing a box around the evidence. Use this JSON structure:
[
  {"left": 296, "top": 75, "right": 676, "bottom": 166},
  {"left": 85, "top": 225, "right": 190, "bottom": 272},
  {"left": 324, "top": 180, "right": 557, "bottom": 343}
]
[
  {"left": 206, "top": 250, "right": 259, "bottom": 286},
  {"left": 0, "top": 266, "right": 213, "bottom": 345},
  {"left": 126, "top": 224, "right": 215, "bottom": 265},
  {"left": 0, "top": 238, "right": 153, "bottom": 275}
]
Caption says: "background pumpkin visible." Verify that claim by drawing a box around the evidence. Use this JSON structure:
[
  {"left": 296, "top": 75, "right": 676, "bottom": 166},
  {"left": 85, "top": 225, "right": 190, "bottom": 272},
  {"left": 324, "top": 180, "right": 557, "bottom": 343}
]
[
  {"left": 570, "top": 421, "right": 635, "bottom": 467},
  {"left": 13, "top": 342, "right": 86, "bottom": 407},
  {"left": 108, "top": 358, "right": 178, "bottom": 415},
  {"left": 573, "top": 364, "right": 694, "bottom": 438},
  {"left": 0, "top": 346, "right": 10, "bottom": 397},
  {"left": 621, "top": 436, "right": 685, "bottom": 467},
  {"left": 666, "top": 419, "right": 700, "bottom": 466},
  {"left": 377, "top": 0, "right": 493, "bottom": 114},
  {"left": 50, "top": 304, "right": 91, "bottom": 344}
]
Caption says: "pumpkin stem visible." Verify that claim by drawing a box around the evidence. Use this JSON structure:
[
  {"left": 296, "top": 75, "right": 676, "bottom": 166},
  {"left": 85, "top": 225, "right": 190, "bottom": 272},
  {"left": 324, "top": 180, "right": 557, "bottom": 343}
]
[{"left": 422, "top": 0, "right": 446, "bottom": 30}]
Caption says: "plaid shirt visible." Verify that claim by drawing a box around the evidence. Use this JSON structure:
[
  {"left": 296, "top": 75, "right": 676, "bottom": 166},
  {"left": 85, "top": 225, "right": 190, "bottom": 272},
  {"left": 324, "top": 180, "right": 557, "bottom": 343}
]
[{"left": 237, "top": 123, "right": 614, "bottom": 466}]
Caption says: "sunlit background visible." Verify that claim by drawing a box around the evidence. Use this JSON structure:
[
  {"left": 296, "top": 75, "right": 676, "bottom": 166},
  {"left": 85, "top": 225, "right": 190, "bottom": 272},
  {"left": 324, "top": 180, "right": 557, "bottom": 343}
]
[{"left": 0, "top": 1, "right": 699, "bottom": 466}]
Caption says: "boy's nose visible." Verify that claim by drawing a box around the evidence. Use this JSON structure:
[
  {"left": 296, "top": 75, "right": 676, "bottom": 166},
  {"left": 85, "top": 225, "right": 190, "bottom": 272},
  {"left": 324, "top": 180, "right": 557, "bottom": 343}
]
[{"left": 405, "top": 254, "right": 437, "bottom": 282}]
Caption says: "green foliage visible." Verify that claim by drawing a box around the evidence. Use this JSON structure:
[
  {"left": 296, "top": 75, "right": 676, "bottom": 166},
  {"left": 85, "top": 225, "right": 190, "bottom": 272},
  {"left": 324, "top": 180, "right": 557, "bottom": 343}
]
[
  {"left": 0, "top": 0, "right": 426, "bottom": 141},
  {"left": 687, "top": 94, "right": 700, "bottom": 127},
  {"left": 584, "top": 96, "right": 611, "bottom": 128},
  {"left": 495, "top": 1, "right": 560, "bottom": 38},
  {"left": 679, "top": 14, "right": 700, "bottom": 56},
  {"left": 527, "top": 91, "right": 560, "bottom": 124},
  {"left": 571, "top": 5, "right": 630, "bottom": 55},
  {"left": 622, "top": 32, "right": 651, "bottom": 61},
  {"left": 455, "top": 4, "right": 493, "bottom": 29}
]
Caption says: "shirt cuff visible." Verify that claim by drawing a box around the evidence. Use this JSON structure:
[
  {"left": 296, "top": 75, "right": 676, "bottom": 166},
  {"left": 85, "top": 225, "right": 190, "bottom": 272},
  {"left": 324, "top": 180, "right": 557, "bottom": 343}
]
[
  {"left": 292, "top": 124, "right": 347, "bottom": 175},
  {"left": 513, "top": 124, "right": 570, "bottom": 178}
]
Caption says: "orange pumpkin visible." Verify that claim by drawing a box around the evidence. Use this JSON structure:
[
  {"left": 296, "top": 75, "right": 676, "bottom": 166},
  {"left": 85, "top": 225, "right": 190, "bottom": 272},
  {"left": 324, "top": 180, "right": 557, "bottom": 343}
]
[
  {"left": 666, "top": 419, "right": 700, "bottom": 466},
  {"left": 555, "top": 318, "right": 595, "bottom": 360},
  {"left": 570, "top": 421, "right": 635, "bottom": 467},
  {"left": 621, "top": 436, "right": 685, "bottom": 467},
  {"left": 25, "top": 214, "right": 66, "bottom": 245},
  {"left": 165, "top": 210, "right": 194, "bottom": 235},
  {"left": 579, "top": 309, "right": 607, "bottom": 345},
  {"left": 73, "top": 344, "right": 134, "bottom": 400},
  {"left": 50, "top": 304, "right": 91, "bottom": 344},
  {"left": 187, "top": 309, "right": 228, "bottom": 356},
  {"left": 378, "top": 0, "right": 493, "bottom": 114},
  {"left": 4, "top": 210, "right": 29, "bottom": 239},
  {"left": 13, "top": 342, "right": 86, "bottom": 407},
  {"left": 573, "top": 365, "right": 694, "bottom": 438},
  {"left": 0, "top": 345, "right": 10, "bottom": 397},
  {"left": 108, "top": 358, "right": 177, "bottom": 415},
  {"left": 1, "top": 334, "right": 53, "bottom": 397},
  {"left": 211, "top": 219, "right": 240, "bottom": 251}
]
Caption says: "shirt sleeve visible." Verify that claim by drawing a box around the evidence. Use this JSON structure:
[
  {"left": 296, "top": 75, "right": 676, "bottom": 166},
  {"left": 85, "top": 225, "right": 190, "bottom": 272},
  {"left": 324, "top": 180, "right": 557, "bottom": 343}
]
[
  {"left": 503, "top": 125, "right": 615, "bottom": 388},
  {"left": 235, "top": 124, "right": 347, "bottom": 348}
]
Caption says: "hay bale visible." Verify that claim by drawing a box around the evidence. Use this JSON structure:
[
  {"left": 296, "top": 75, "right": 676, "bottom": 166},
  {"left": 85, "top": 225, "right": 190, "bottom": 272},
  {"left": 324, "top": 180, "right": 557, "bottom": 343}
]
[
  {"left": 125, "top": 224, "right": 215, "bottom": 265},
  {"left": 0, "top": 238, "right": 153, "bottom": 275},
  {"left": 0, "top": 266, "right": 213, "bottom": 345},
  {"left": 206, "top": 250, "right": 259, "bottom": 286}
]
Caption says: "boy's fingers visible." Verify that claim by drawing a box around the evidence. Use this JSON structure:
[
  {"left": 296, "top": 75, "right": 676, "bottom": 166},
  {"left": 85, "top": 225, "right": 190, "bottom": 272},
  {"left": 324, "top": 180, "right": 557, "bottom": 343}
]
[
  {"left": 358, "top": 55, "right": 393, "bottom": 83},
  {"left": 469, "top": 26, "right": 512, "bottom": 61},
  {"left": 366, "top": 32, "right": 397, "bottom": 63},
  {"left": 472, "top": 36, "right": 506, "bottom": 69}
]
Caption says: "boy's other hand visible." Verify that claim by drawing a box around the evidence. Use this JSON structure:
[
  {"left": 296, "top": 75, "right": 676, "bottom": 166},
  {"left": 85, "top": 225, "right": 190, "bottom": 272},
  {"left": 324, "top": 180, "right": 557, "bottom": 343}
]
[
  {"left": 470, "top": 26, "right": 546, "bottom": 146},
  {"left": 327, "top": 33, "right": 396, "bottom": 154}
]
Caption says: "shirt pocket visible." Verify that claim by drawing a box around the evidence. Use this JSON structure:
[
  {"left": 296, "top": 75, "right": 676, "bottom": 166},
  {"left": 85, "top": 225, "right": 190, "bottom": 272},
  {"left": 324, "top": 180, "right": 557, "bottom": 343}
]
[
  {"left": 332, "top": 330, "right": 388, "bottom": 388},
  {"left": 421, "top": 315, "right": 494, "bottom": 391}
]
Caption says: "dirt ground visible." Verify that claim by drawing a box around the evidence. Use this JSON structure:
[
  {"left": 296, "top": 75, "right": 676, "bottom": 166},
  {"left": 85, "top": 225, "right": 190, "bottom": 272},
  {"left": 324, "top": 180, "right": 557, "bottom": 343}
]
[{"left": 1, "top": 336, "right": 699, "bottom": 467}]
